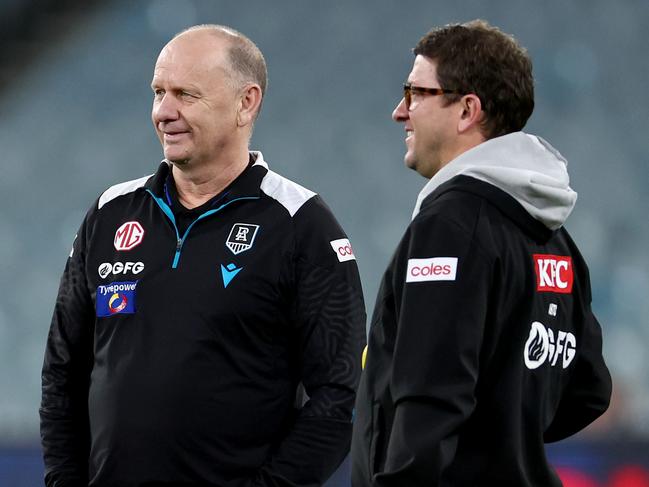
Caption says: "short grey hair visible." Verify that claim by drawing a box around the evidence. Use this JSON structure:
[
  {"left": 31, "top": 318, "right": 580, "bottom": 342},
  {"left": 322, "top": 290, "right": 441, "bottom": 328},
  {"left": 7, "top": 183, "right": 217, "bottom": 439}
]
[{"left": 176, "top": 24, "right": 268, "bottom": 97}]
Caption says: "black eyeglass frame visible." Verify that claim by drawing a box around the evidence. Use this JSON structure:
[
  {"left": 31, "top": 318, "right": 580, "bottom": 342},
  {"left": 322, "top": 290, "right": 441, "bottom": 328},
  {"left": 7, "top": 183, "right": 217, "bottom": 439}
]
[{"left": 403, "top": 82, "right": 461, "bottom": 110}]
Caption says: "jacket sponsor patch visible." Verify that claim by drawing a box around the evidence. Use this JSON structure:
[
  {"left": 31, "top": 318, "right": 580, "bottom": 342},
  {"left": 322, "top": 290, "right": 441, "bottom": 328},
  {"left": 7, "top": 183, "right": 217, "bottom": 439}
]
[
  {"left": 226, "top": 223, "right": 260, "bottom": 255},
  {"left": 96, "top": 281, "right": 137, "bottom": 317},
  {"left": 406, "top": 257, "right": 457, "bottom": 282},
  {"left": 330, "top": 238, "right": 356, "bottom": 262},
  {"left": 533, "top": 254, "right": 573, "bottom": 293},
  {"left": 98, "top": 261, "right": 144, "bottom": 279},
  {"left": 524, "top": 321, "right": 576, "bottom": 369},
  {"left": 114, "top": 221, "right": 145, "bottom": 251}
]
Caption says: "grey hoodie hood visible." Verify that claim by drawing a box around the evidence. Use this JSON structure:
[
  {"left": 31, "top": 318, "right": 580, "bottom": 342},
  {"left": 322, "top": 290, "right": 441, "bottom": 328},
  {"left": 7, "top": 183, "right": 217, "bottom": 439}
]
[{"left": 412, "top": 132, "right": 577, "bottom": 230}]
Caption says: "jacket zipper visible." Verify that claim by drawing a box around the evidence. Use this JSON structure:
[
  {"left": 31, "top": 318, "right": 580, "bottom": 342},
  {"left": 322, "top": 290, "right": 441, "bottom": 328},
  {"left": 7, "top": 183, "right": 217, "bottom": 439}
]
[{"left": 146, "top": 189, "right": 259, "bottom": 269}]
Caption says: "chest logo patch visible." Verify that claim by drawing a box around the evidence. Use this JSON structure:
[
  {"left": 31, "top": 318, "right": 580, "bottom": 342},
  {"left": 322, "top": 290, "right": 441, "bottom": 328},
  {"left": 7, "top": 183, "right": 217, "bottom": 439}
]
[
  {"left": 533, "top": 254, "right": 573, "bottom": 293},
  {"left": 524, "top": 321, "right": 576, "bottom": 370},
  {"left": 221, "top": 263, "right": 243, "bottom": 288},
  {"left": 226, "top": 223, "right": 260, "bottom": 255},
  {"left": 114, "top": 221, "right": 145, "bottom": 251},
  {"left": 96, "top": 281, "right": 138, "bottom": 317}
]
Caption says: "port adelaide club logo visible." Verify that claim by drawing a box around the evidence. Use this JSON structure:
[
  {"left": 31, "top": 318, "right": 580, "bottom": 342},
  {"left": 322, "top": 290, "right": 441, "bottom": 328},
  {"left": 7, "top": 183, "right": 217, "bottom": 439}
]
[{"left": 226, "top": 223, "right": 260, "bottom": 255}]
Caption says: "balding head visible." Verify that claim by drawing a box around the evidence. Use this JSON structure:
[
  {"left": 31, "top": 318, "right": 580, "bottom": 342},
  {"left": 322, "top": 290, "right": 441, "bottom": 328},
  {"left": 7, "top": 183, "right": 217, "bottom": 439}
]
[
  {"left": 173, "top": 25, "right": 267, "bottom": 100},
  {"left": 151, "top": 25, "right": 265, "bottom": 168}
]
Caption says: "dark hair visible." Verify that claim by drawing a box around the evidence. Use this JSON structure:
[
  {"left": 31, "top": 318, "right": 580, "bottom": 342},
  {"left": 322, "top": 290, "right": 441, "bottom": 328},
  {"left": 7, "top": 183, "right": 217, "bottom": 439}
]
[{"left": 414, "top": 19, "right": 534, "bottom": 139}]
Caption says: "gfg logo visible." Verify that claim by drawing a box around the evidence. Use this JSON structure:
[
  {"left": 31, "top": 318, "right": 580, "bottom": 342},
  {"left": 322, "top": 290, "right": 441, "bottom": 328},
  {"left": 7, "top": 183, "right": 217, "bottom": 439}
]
[
  {"left": 114, "top": 221, "right": 145, "bottom": 251},
  {"left": 524, "top": 321, "right": 576, "bottom": 370},
  {"left": 330, "top": 238, "right": 356, "bottom": 262},
  {"left": 98, "top": 261, "right": 145, "bottom": 279}
]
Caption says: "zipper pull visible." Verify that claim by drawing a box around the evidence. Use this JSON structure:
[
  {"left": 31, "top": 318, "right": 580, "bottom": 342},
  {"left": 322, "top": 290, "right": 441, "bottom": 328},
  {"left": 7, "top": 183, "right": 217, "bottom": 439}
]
[{"left": 172, "top": 238, "right": 183, "bottom": 269}]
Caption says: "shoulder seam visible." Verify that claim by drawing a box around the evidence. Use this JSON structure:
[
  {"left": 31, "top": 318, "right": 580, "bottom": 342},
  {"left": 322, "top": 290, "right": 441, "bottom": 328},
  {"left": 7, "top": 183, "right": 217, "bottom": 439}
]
[
  {"left": 98, "top": 174, "right": 152, "bottom": 209},
  {"left": 260, "top": 169, "right": 316, "bottom": 217}
]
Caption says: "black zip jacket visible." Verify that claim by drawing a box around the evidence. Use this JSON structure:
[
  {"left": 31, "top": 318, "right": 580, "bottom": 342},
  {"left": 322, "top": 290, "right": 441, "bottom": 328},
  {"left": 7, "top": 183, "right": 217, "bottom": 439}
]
[
  {"left": 351, "top": 175, "right": 611, "bottom": 486},
  {"left": 40, "top": 152, "right": 366, "bottom": 487}
]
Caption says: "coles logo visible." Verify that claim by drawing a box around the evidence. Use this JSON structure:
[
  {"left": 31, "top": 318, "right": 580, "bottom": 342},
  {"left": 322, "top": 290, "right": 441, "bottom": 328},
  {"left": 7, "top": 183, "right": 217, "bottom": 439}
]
[
  {"left": 98, "top": 262, "right": 144, "bottom": 279},
  {"left": 406, "top": 257, "right": 458, "bottom": 283},
  {"left": 114, "top": 221, "right": 145, "bottom": 251},
  {"left": 534, "top": 254, "right": 573, "bottom": 294},
  {"left": 524, "top": 321, "right": 576, "bottom": 370},
  {"left": 330, "top": 238, "right": 356, "bottom": 262}
]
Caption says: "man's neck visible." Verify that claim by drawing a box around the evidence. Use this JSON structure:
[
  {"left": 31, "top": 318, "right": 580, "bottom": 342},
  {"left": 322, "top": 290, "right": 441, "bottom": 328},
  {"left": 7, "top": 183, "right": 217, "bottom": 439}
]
[{"left": 171, "top": 147, "right": 250, "bottom": 209}]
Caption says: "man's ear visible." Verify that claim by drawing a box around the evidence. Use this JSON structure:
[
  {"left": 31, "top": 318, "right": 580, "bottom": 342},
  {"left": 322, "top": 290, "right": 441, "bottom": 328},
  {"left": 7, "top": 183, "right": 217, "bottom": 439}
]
[
  {"left": 237, "top": 84, "right": 263, "bottom": 127},
  {"left": 457, "top": 94, "right": 484, "bottom": 133}
]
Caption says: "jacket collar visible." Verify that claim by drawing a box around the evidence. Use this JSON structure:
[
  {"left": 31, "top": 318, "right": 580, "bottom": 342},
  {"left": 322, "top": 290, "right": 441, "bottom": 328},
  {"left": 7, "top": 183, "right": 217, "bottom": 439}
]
[
  {"left": 423, "top": 175, "right": 555, "bottom": 243},
  {"left": 145, "top": 151, "right": 269, "bottom": 203}
]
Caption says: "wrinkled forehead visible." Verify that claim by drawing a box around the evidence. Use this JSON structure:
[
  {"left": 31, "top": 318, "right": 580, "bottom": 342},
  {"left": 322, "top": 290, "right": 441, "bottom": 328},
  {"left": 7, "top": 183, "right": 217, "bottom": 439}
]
[{"left": 153, "top": 32, "right": 231, "bottom": 83}]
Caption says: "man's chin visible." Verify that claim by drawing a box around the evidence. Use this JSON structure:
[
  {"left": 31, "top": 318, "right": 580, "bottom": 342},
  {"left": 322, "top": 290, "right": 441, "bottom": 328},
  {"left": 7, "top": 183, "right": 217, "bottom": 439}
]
[
  {"left": 404, "top": 154, "right": 418, "bottom": 172},
  {"left": 165, "top": 154, "right": 190, "bottom": 166},
  {"left": 405, "top": 155, "right": 433, "bottom": 179}
]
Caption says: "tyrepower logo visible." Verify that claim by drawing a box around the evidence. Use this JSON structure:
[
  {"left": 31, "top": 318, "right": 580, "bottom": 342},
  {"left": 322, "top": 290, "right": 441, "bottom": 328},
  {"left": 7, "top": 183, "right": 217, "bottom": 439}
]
[
  {"left": 406, "top": 257, "right": 457, "bottom": 283},
  {"left": 534, "top": 254, "right": 573, "bottom": 293},
  {"left": 330, "top": 238, "right": 356, "bottom": 262},
  {"left": 98, "top": 262, "right": 145, "bottom": 279},
  {"left": 524, "top": 321, "right": 576, "bottom": 370},
  {"left": 114, "top": 221, "right": 145, "bottom": 251},
  {"left": 96, "top": 281, "right": 137, "bottom": 317}
]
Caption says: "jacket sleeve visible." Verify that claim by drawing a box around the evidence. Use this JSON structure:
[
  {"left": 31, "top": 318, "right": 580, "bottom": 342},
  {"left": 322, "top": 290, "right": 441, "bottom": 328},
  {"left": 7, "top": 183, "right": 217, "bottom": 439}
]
[
  {"left": 544, "top": 257, "right": 612, "bottom": 442},
  {"left": 254, "top": 196, "right": 367, "bottom": 487},
  {"left": 373, "top": 214, "right": 492, "bottom": 486},
  {"left": 40, "top": 210, "right": 95, "bottom": 487}
]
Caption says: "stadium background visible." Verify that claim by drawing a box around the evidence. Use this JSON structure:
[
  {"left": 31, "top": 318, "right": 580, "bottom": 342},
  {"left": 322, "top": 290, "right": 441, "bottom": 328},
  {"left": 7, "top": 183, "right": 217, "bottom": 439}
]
[{"left": 1, "top": 0, "right": 647, "bottom": 485}]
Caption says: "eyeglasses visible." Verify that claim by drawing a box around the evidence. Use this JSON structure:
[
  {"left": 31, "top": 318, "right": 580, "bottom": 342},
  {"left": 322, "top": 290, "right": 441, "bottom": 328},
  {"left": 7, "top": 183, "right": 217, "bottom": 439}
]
[{"left": 403, "top": 82, "right": 460, "bottom": 110}]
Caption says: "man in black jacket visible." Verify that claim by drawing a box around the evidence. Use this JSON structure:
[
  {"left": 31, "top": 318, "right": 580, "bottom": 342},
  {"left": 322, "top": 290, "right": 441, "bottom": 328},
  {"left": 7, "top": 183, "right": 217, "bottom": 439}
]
[
  {"left": 40, "top": 24, "right": 366, "bottom": 487},
  {"left": 351, "top": 20, "right": 611, "bottom": 486}
]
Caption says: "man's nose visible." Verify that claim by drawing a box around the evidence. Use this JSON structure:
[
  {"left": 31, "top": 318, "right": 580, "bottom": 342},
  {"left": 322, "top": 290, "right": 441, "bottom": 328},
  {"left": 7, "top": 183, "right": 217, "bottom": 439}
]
[
  {"left": 392, "top": 97, "right": 409, "bottom": 122},
  {"left": 153, "top": 93, "right": 180, "bottom": 123}
]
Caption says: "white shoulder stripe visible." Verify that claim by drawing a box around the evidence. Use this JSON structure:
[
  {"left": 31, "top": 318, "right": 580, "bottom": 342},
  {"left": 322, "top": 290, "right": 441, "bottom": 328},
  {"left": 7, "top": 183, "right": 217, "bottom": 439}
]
[
  {"left": 98, "top": 174, "right": 152, "bottom": 209},
  {"left": 260, "top": 169, "right": 316, "bottom": 217}
]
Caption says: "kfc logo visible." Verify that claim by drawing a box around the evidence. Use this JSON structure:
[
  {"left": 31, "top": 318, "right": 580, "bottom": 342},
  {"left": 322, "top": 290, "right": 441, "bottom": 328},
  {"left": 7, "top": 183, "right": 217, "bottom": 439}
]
[
  {"left": 534, "top": 254, "right": 573, "bottom": 294},
  {"left": 114, "top": 221, "right": 145, "bottom": 251},
  {"left": 330, "top": 238, "right": 356, "bottom": 262},
  {"left": 406, "top": 257, "right": 458, "bottom": 283}
]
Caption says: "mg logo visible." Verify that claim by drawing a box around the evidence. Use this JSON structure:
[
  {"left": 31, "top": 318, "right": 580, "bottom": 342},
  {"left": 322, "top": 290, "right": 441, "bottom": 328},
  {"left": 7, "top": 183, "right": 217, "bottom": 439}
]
[{"left": 114, "top": 221, "right": 145, "bottom": 251}]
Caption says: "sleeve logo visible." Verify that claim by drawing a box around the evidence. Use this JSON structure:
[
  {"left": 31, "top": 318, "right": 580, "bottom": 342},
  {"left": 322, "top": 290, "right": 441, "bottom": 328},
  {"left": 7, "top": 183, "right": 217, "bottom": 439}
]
[
  {"left": 406, "top": 257, "right": 457, "bottom": 282},
  {"left": 330, "top": 238, "right": 356, "bottom": 262},
  {"left": 533, "top": 254, "right": 573, "bottom": 293}
]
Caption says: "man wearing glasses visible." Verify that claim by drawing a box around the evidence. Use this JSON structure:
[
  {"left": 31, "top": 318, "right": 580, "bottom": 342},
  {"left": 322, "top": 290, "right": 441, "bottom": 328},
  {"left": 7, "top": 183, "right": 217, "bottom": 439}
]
[{"left": 351, "top": 20, "right": 611, "bottom": 486}]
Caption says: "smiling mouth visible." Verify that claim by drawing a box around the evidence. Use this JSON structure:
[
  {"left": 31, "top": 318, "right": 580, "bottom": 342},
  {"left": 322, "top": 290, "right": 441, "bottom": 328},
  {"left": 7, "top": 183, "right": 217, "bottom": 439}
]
[
  {"left": 406, "top": 130, "right": 414, "bottom": 139},
  {"left": 163, "top": 132, "right": 189, "bottom": 141}
]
